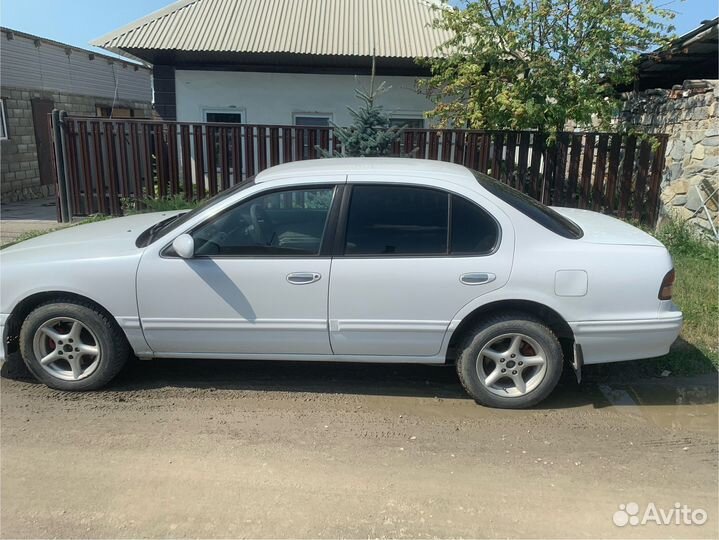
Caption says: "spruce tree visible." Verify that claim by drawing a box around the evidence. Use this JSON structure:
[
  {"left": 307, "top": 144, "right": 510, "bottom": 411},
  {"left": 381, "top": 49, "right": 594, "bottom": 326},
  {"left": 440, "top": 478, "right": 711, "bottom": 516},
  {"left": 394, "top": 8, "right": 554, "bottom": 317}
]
[{"left": 322, "top": 57, "right": 403, "bottom": 157}]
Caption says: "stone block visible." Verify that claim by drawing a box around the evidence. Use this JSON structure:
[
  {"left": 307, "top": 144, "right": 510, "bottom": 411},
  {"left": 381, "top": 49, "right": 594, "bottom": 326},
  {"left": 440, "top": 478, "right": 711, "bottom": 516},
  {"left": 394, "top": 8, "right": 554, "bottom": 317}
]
[
  {"left": 704, "top": 135, "right": 719, "bottom": 147},
  {"left": 671, "top": 194, "right": 688, "bottom": 206},
  {"left": 692, "top": 145, "right": 705, "bottom": 161},
  {"left": 685, "top": 187, "right": 704, "bottom": 212}
]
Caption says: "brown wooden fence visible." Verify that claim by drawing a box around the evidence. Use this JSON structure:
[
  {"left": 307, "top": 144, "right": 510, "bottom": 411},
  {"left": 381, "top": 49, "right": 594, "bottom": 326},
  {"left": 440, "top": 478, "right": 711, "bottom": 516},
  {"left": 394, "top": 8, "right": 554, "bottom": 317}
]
[{"left": 49, "top": 112, "right": 668, "bottom": 225}]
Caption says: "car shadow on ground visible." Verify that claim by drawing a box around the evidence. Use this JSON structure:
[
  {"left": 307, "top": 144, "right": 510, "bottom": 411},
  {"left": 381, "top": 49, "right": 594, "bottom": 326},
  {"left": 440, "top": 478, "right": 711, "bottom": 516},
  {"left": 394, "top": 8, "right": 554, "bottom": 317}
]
[{"left": 3, "top": 348, "right": 716, "bottom": 410}]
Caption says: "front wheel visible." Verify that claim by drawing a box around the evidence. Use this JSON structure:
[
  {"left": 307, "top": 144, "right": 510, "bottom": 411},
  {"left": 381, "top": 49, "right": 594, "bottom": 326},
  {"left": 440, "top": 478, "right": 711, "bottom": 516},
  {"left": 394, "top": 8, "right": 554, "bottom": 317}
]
[
  {"left": 19, "top": 300, "right": 130, "bottom": 391},
  {"left": 456, "top": 314, "right": 564, "bottom": 409}
]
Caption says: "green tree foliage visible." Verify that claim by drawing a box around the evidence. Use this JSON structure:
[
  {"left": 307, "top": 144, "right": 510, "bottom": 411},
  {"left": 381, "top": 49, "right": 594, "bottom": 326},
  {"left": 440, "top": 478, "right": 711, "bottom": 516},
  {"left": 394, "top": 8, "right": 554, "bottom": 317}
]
[
  {"left": 422, "top": 0, "right": 675, "bottom": 133},
  {"left": 323, "top": 59, "right": 403, "bottom": 157}
]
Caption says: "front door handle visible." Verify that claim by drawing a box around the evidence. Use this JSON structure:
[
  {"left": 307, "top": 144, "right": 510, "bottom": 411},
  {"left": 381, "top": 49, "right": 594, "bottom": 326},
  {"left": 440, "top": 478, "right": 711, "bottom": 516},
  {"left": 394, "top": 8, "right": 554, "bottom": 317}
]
[
  {"left": 287, "top": 272, "right": 322, "bottom": 285},
  {"left": 460, "top": 272, "right": 496, "bottom": 285}
]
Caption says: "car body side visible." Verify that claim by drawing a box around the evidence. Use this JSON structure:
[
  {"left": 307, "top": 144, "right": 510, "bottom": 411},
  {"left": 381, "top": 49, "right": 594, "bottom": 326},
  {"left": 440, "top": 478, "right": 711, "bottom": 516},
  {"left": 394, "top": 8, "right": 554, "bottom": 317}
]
[{"left": 0, "top": 163, "right": 682, "bottom": 366}]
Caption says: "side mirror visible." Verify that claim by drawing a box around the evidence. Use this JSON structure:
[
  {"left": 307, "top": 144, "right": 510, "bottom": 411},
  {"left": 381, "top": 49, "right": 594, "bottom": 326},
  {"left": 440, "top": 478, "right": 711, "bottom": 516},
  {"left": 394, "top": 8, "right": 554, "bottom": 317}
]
[{"left": 172, "top": 234, "right": 195, "bottom": 259}]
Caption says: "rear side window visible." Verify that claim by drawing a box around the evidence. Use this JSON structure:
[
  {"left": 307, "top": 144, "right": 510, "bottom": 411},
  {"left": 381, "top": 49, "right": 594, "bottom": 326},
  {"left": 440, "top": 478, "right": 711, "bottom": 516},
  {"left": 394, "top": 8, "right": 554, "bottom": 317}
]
[
  {"left": 474, "top": 172, "right": 583, "bottom": 239},
  {"left": 450, "top": 195, "right": 499, "bottom": 254},
  {"left": 345, "top": 185, "right": 448, "bottom": 255}
]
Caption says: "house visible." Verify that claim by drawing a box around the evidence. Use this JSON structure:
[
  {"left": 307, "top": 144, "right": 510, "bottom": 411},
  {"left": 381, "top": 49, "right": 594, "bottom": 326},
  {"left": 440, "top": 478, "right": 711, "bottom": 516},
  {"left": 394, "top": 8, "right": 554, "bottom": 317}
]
[
  {"left": 0, "top": 28, "right": 153, "bottom": 202},
  {"left": 620, "top": 17, "right": 718, "bottom": 235},
  {"left": 91, "top": 0, "right": 450, "bottom": 127}
]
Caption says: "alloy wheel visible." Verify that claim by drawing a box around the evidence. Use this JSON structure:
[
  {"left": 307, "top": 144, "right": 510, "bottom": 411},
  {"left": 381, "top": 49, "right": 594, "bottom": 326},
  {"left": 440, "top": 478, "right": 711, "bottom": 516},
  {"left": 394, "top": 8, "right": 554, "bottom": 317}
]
[
  {"left": 476, "top": 333, "right": 548, "bottom": 397},
  {"left": 32, "top": 317, "right": 102, "bottom": 381}
]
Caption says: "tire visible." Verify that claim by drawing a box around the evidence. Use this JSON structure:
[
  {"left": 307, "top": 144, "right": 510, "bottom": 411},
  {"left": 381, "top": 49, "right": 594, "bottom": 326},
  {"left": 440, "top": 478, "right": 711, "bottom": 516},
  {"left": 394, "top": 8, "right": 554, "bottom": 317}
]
[
  {"left": 456, "top": 313, "right": 563, "bottom": 409},
  {"left": 19, "top": 300, "right": 130, "bottom": 391}
]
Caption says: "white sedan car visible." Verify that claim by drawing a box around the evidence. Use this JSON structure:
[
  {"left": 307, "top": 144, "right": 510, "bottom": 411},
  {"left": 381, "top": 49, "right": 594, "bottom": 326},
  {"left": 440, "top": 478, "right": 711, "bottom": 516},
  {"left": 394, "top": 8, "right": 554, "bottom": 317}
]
[{"left": 0, "top": 158, "right": 682, "bottom": 408}]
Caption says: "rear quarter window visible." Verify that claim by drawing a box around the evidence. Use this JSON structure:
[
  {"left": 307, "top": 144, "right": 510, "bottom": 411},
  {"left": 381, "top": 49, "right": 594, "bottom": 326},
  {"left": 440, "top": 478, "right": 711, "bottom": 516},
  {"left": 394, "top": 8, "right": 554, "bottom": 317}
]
[{"left": 473, "top": 172, "right": 583, "bottom": 239}]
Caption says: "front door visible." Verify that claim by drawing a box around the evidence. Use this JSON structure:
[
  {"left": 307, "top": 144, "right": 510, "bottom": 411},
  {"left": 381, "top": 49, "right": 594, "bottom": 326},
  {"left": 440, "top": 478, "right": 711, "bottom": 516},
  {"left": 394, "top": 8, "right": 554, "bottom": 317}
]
[
  {"left": 137, "top": 185, "right": 337, "bottom": 356},
  {"left": 328, "top": 181, "right": 514, "bottom": 357}
]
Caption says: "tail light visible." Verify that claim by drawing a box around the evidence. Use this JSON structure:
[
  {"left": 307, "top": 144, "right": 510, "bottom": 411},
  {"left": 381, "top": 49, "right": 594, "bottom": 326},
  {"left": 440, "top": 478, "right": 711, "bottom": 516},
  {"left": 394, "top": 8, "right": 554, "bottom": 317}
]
[{"left": 658, "top": 269, "right": 675, "bottom": 300}]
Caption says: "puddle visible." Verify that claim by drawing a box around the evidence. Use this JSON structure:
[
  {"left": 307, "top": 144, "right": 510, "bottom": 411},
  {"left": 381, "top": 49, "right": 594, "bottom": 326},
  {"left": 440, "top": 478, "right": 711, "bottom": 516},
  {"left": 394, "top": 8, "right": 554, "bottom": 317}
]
[{"left": 599, "top": 377, "right": 718, "bottom": 433}]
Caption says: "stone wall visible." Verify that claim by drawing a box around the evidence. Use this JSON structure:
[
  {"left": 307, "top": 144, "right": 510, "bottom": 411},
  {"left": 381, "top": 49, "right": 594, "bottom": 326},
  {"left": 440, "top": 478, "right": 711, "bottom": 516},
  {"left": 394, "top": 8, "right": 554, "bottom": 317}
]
[
  {"left": 622, "top": 80, "right": 718, "bottom": 238},
  {"left": 1, "top": 87, "right": 151, "bottom": 202}
]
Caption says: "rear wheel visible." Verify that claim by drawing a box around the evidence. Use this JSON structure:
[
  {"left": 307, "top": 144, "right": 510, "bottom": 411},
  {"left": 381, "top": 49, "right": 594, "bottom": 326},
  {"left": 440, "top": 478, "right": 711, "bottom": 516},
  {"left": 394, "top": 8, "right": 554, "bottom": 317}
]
[
  {"left": 19, "top": 301, "right": 129, "bottom": 391},
  {"left": 456, "top": 314, "right": 563, "bottom": 408}
]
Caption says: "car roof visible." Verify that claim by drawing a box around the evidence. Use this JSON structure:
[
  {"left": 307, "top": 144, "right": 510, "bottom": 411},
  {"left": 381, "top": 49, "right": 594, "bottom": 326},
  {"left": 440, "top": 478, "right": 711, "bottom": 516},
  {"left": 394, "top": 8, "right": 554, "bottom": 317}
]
[{"left": 254, "top": 157, "right": 475, "bottom": 183}]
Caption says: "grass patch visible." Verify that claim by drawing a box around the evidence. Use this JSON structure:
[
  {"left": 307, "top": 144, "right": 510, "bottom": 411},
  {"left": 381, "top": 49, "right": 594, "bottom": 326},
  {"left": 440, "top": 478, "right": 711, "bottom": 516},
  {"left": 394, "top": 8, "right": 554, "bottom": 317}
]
[
  {"left": 652, "top": 220, "right": 718, "bottom": 374},
  {"left": 122, "top": 194, "right": 201, "bottom": 214}
]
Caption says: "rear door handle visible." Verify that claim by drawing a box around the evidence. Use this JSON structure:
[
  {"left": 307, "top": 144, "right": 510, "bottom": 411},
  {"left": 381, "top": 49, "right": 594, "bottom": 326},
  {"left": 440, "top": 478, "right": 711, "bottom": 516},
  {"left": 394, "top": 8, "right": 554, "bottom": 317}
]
[
  {"left": 460, "top": 272, "right": 496, "bottom": 285},
  {"left": 287, "top": 272, "right": 322, "bottom": 285}
]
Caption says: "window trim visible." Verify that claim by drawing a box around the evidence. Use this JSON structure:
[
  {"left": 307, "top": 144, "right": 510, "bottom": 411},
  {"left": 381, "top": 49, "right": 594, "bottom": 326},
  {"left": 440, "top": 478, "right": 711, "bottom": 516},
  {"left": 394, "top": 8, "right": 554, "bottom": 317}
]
[
  {"left": 388, "top": 114, "right": 426, "bottom": 129},
  {"left": 161, "top": 184, "right": 342, "bottom": 259},
  {"left": 333, "top": 183, "right": 502, "bottom": 259},
  {"left": 0, "top": 98, "right": 8, "bottom": 140}
]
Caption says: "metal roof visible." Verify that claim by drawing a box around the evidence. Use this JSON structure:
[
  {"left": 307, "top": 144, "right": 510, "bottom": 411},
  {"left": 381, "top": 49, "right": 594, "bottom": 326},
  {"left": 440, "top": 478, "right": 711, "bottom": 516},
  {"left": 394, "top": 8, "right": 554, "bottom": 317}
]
[
  {"left": 634, "top": 17, "right": 718, "bottom": 90},
  {"left": 91, "top": 0, "right": 451, "bottom": 60}
]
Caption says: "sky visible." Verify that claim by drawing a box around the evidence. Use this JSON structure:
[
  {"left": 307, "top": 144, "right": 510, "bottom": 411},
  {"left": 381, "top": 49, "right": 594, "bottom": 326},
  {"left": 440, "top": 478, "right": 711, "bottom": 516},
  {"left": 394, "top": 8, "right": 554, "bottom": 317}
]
[{"left": 0, "top": 0, "right": 716, "bottom": 59}]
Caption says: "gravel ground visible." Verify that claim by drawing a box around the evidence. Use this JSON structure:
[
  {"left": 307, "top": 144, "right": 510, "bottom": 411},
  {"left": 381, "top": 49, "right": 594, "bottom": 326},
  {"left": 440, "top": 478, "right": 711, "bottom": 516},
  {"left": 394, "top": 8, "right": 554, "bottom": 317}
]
[{"left": 1, "top": 355, "right": 717, "bottom": 539}]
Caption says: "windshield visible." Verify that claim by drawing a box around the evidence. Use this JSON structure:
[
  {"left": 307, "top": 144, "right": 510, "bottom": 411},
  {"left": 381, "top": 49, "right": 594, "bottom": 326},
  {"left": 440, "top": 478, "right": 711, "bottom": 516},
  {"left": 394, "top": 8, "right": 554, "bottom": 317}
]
[
  {"left": 473, "top": 172, "right": 583, "bottom": 239},
  {"left": 135, "top": 178, "right": 257, "bottom": 247}
]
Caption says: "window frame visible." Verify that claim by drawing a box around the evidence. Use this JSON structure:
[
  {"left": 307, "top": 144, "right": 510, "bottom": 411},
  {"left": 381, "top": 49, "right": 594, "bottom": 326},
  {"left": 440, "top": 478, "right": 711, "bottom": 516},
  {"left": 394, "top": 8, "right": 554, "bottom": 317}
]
[
  {"left": 203, "top": 108, "right": 245, "bottom": 124},
  {"left": 292, "top": 112, "right": 333, "bottom": 127},
  {"left": 0, "top": 98, "right": 8, "bottom": 140},
  {"left": 333, "top": 183, "right": 502, "bottom": 259},
  {"left": 161, "top": 184, "right": 344, "bottom": 259},
  {"left": 389, "top": 116, "right": 425, "bottom": 129}
]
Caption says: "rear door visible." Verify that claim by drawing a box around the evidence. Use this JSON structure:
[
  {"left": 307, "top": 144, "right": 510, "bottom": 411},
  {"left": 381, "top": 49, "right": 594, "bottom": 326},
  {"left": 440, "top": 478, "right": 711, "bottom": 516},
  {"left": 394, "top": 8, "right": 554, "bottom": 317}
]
[{"left": 328, "top": 179, "right": 514, "bottom": 358}]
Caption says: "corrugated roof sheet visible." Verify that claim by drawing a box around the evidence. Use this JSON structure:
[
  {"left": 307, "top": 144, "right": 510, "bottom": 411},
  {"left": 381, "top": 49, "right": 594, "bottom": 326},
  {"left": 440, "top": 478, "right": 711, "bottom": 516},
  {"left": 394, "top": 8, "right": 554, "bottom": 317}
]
[{"left": 91, "top": 0, "right": 451, "bottom": 58}]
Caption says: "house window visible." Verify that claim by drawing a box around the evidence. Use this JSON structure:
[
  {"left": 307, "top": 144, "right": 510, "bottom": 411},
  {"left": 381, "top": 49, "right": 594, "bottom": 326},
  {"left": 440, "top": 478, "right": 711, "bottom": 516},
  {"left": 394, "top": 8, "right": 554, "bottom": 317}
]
[
  {"left": 390, "top": 117, "right": 425, "bottom": 129},
  {"left": 0, "top": 99, "right": 8, "bottom": 140},
  {"left": 96, "top": 106, "right": 137, "bottom": 118},
  {"left": 205, "top": 111, "right": 243, "bottom": 124},
  {"left": 294, "top": 114, "right": 332, "bottom": 127}
]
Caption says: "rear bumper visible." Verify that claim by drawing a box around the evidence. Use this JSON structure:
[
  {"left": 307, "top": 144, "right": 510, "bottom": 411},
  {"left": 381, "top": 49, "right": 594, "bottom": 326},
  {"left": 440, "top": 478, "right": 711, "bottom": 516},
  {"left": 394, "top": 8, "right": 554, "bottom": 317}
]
[{"left": 570, "top": 311, "right": 683, "bottom": 364}]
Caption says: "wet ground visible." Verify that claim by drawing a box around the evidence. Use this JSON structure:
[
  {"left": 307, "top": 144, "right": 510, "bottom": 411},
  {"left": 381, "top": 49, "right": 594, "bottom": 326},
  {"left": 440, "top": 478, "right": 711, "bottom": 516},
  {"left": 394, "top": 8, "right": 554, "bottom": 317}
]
[{"left": 1, "top": 355, "right": 717, "bottom": 538}]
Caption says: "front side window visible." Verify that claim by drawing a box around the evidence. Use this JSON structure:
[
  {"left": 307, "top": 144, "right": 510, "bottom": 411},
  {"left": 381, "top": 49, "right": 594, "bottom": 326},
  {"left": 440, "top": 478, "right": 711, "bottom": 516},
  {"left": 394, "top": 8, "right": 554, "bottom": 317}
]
[
  {"left": 191, "top": 187, "right": 334, "bottom": 256},
  {"left": 205, "top": 111, "right": 243, "bottom": 123},
  {"left": 345, "top": 185, "right": 449, "bottom": 255}
]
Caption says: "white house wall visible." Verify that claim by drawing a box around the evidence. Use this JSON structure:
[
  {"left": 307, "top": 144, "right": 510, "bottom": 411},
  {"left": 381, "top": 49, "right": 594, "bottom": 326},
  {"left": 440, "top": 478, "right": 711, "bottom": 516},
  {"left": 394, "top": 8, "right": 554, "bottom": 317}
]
[{"left": 175, "top": 70, "right": 434, "bottom": 126}]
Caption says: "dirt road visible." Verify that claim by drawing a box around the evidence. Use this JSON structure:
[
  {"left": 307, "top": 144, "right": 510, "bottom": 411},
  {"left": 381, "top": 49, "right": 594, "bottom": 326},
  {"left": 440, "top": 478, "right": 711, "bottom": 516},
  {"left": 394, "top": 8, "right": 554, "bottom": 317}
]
[{"left": 1, "top": 356, "right": 717, "bottom": 538}]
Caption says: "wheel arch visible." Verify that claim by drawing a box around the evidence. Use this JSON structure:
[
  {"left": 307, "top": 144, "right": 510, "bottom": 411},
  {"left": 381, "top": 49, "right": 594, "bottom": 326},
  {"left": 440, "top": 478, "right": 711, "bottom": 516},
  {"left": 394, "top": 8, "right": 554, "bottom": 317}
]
[
  {"left": 4, "top": 291, "right": 119, "bottom": 356},
  {"left": 445, "top": 299, "right": 575, "bottom": 363}
]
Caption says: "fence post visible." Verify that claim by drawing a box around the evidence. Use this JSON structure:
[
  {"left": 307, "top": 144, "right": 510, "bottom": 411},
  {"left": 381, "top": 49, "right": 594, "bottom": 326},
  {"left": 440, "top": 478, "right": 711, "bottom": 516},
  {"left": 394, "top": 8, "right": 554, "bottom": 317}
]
[{"left": 50, "top": 110, "right": 71, "bottom": 223}]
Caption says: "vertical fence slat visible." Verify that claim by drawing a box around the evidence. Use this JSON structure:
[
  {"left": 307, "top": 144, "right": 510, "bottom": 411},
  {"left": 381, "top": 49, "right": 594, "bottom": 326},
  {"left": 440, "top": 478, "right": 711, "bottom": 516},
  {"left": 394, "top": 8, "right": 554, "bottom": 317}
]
[
  {"left": 504, "top": 132, "right": 517, "bottom": 187},
  {"left": 257, "top": 126, "right": 268, "bottom": 170},
  {"left": 130, "top": 123, "right": 144, "bottom": 201},
  {"left": 91, "top": 122, "right": 107, "bottom": 214},
  {"left": 193, "top": 125, "right": 206, "bottom": 199},
  {"left": 605, "top": 135, "right": 622, "bottom": 214},
  {"left": 66, "top": 121, "right": 82, "bottom": 214},
  {"left": 142, "top": 124, "right": 154, "bottom": 199},
  {"left": 220, "top": 127, "right": 230, "bottom": 190},
  {"left": 591, "top": 134, "right": 609, "bottom": 211},
  {"left": 647, "top": 135, "right": 668, "bottom": 226},
  {"left": 167, "top": 124, "right": 179, "bottom": 195},
  {"left": 529, "top": 133, "right": 544, "bottom": 199},
  {"left": 104, "top": 122, "right": 120, "bottom": 215},
  {"left": 516, "top": 132, "right": 530, "bottom": 192},
  {"left": 566, "top": 134, "right": 583, "bottom": 207},
  {"left": 181, "top": 125, "right": 192, "bottom": 196},
  {"left": 491, "top": 132, "right": 503, "bottom": 180},
  {"left": 619, "top": 135, "right": 637, "bottom": 218},
  {"left": 632, "top": 139, "right": 652, "bottom": 221},
  {"left": 552, "top": 133, "right": 570, "bottom": 206},
  {"left": 579, "top": 134, "right": 595, "bottom": 210},
  {"left": 117, "top": 122, "right": 130, "bottom": 199},
  {"left": 231, "top": 126, "right": 243, "bottom": 184},
  {"left": 78, "top": 122, "right": 94, "bottom": 214}
]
